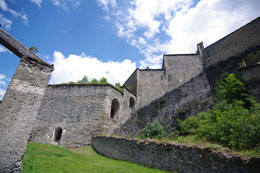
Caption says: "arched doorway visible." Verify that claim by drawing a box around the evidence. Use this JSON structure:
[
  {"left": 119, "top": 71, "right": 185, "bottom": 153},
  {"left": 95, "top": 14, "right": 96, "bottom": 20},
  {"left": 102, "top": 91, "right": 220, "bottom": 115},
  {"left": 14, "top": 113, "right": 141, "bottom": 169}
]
[
  {"left": 54, "top": 127, "right": 63, "bottom": 144},
  {"left": 129, "top": 97, "right": 135, "bottom": 109},
  {"left": 110, "top": 99, "right": 120, "bottom": 119}
]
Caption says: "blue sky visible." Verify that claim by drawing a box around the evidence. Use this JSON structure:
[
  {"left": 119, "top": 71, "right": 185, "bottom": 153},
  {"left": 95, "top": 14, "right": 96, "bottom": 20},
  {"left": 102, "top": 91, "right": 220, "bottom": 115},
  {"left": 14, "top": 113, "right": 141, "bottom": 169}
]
[{"left": 0, "top": 0, "right": 260, "bottom": 100}]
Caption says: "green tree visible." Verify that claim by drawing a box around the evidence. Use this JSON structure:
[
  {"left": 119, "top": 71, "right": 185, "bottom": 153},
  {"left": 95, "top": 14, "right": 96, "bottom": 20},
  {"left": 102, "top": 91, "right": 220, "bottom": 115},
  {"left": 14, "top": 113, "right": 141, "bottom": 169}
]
[
  {"left": 90, "top": 78, "right": 98, "bottom": 84},
  {"left": 99, "top": 77, "right": 108, "bottom": 84},
  {"left": 29, "top": 46, "right": 39, "bottom": 53},
  {"left": 77, "top": 75, "right": 89, "bottom": 83},
  {"left": 216, "top": 73, "right": 250, "bottom": 106},
  {"left": 115, "top": 82, "right": 121, "bottom": 87}
]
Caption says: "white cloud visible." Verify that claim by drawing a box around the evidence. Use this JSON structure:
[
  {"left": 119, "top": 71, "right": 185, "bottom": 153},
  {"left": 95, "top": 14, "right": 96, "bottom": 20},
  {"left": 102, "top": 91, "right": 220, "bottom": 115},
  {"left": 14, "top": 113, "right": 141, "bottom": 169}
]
[
  {"left": 50, "top": 51, "right": 136, "bottom": 85},
  {"left": 97, "top": 0, "right": 117, "bottom": 12},
  {"left": 0, "top": 74, "right": 6, "bottom": 86},
  {"left": 0, "top": 0, "right": 28, "bottom": 28},
  {"left": 0, "top": 45, "right": 8, "bottom": 53},
  {"left": 164, "top": 0, "right": 260, "bottom": 53},
  {"left": 50, "top": 0, "right": 80, "bottom": 10},
  {"left": 0, "top": 13, "right": 12, "bottom": 29},
  {"left": 0, "top": 0, "right": 8, "bottom": 11},
  {"left": 0, "top": 74, "right": 7, "bottom": 100},
  {"left": 30, "top": 0, "right": 43, "bottom": 8},
  {"left": 0, "top": 74, "right": 6, "bottom": 80},
  {"left": 98, "top": 0, "right": 260, "bottom": 68},
  {"left": 0, "top": 88, "right": 5, "bottom": 100}
]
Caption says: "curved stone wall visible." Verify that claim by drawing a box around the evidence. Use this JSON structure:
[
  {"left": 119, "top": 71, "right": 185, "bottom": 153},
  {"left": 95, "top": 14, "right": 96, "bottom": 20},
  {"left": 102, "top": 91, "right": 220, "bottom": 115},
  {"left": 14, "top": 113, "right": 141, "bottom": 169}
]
[{"left": 92, "top": 135, "right": 260, "bottom": 173}]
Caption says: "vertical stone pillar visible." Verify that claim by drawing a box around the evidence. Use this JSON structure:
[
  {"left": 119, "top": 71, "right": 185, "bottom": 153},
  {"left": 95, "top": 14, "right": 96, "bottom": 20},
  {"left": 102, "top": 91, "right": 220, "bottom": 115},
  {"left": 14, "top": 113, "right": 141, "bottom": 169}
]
[{"left": 0, "top": 57, "right": 53, "bottom": 172}]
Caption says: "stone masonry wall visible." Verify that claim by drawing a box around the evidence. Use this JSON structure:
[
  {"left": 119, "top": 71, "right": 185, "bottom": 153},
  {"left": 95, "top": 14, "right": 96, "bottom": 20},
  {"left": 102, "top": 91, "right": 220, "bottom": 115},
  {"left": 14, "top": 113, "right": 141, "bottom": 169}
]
[
  {"left": 115, "top": 72, "right": 212, "bottom": 137},
  {"left": 92, "top": 135, "right": 260, "bottom": 173},
  {"left": 201, "top": 16, "right": 260, "bottom": 95},
  {"left": 127, "top": 53, "right": 202, "bottom": 109},
  {"left": 136, "top": 70, "right": 167, "bottom": 108},
  {"left": 163, "top": 54, "right": 202, "bottom": 89},
  {"left": 31, "top": 84, "right": 136, "bottom": 147},
  {"left": 202, "top": 17, "right": 260, "bottom": 69},
  {"left": 0, "top": 58, "right": 53, "bottom": 172}
]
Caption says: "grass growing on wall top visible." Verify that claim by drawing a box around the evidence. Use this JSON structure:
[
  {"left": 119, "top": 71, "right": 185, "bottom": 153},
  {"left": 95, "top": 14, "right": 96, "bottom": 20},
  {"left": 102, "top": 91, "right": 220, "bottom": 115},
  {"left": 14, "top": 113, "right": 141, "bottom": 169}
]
[{"left": 22, "top": 142, "right": 172, "bottom": 173}]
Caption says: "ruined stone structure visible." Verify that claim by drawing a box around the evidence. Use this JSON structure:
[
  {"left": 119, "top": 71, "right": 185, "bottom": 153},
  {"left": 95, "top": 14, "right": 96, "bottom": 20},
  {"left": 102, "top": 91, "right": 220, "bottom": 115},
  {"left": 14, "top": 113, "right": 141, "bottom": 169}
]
[
  {"left": 0, "top": 28, "right": 54, "bottom": 172},
  {"left": 0, "top": 16, "right": 260, "bottom": 172}
]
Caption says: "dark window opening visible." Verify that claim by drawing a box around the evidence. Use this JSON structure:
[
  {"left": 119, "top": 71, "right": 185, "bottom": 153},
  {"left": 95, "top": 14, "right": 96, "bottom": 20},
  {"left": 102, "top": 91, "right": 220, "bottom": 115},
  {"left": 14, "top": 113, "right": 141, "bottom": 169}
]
[
  {"left": 54, "top": 127, "right": 63, "bottom": 144},
  {"left": 129, "top": 97, "right": 135, "bottom": 109},
  {"left": 110, "top": 99, "right": 120, "bottom": 119}
]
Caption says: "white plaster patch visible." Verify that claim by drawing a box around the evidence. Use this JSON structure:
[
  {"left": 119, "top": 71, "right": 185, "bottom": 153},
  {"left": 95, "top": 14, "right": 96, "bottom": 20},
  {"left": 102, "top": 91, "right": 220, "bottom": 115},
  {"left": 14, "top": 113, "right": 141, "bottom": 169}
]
[{"left": 9, "top": 79, "right": 45, "bottom": 95}]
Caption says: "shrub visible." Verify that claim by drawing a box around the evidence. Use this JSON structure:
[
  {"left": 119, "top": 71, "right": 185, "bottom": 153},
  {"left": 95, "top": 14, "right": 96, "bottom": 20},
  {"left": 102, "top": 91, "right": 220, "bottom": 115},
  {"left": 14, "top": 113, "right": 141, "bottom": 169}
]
[
  {"left": 177, "top": 74, "right": 260, "bottom": 150},
  {"left": 138, "top": 121, "right": 166, "bottom": 139},
  {"left": 197, "top": 100, "right": 260, "bottom": 150},
  {"left": 177, "top": 116, "right": 199, "bottom": 135},
  {"left": 99, "top": 77, "right": 108, "bottom": 84}
]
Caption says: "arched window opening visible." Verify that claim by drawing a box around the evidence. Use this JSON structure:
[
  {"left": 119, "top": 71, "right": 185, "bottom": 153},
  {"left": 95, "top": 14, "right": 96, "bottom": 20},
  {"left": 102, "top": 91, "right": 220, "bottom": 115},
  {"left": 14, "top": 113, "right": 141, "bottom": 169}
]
[
  {"left": 54, "top": 127, "right": 63, "bottom": 143},
  {"left": 110, "top": 99, "right": 120, "bottom": 119},
  {"left": 129, "top": 97, "right": 135, "bottom": 109}
]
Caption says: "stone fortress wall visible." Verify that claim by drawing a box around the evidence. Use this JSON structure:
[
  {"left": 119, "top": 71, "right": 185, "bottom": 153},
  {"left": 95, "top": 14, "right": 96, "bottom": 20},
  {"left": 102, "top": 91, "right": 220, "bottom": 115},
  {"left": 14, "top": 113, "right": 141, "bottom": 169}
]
[
  {"left": 115, "top": 72, "right": 213, "bottom": 137},
  {"left": 31, "top": 84, "right": 136, "bottom": 147},
  {"left": 124, "top": 47, "right": 203, "bottom": 109},
  {"left": 117, "top": 16, "right": 260, "bottom": 137},
  {"left": 202, "top": 17, "right": 260, "bottom": 93},
  {"left": 0, "top": 16, "right": 260, "bottom": 173}
]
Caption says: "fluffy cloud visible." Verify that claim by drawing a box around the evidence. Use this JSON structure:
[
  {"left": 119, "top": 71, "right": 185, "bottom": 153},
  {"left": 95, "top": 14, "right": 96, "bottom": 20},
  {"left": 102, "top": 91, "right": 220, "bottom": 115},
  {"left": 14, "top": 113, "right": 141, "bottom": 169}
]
[
  {"left": 0, "top": 88, "right": 5, "bottom": 100},
  {"left": 0, "top": 45, "right": 8, "bottom": 53},
  {"left": 0, "top": 74, "right": 6, "bottom": 86},
  {"left": 0, "top": 0, "right": 28, "bottom": 29},
  {"left": 0, "top": 74, "right": 7, "bottom": 100},
  {"left": 50, "top": 51, "right": 136, "bottom": 85},
  {"left": 51, "top": 0, "right": 80, "bottom": 10},
  {"left": 98, "top": 0, "right": 260, "bottom": 68},
  {"left": 97, "top": 0, "right": 117, "bottom": 12},
  {"left": 30, "top": 0, "right": 43, "bottom": 8}
]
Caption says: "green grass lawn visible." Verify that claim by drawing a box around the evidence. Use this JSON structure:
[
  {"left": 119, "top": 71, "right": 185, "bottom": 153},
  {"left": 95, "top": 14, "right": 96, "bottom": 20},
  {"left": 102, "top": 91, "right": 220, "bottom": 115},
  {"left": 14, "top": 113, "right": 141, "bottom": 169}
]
[{"left": 22, "top": 143, "right": 171, "bottom": 173}]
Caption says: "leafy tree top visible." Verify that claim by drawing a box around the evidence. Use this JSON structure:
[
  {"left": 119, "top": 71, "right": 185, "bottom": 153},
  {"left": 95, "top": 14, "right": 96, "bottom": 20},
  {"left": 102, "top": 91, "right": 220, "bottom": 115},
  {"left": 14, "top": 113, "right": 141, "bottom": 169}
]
[
  {"left": 216, "top": 73, "right": 249, "bottom": 104},
  {"left": 29, "top": 46, "right": 39, "bottom": 53}
]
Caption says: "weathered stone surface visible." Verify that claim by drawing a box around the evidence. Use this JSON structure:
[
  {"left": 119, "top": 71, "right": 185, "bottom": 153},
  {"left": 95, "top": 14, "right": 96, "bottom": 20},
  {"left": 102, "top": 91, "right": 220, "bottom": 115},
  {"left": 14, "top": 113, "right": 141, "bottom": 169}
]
[
  {"left": 124, "top": 52, "right": 202, "bottom": 109},
  {"left": 116, "top": 72, "right": 213, "bottom": 137},
  {"left": 136, "top": 69, "right": 168, "bottom": 108},
  {"left": 31, "top": 84, "right": 136, "bottom": 147},
  {"left": 0, "top": 58, "right": 53, "bottom": 172},
  {"left": 202, "top": 17, "right": 260, "bottom": 69},
  {"left": 92, "top": 135, "right": 260, "bottom": 173}
]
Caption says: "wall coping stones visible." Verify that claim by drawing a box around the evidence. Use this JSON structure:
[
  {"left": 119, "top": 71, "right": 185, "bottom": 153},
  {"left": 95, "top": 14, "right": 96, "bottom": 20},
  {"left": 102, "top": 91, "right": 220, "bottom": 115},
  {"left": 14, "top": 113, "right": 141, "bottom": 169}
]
[
  {"left": 48, "top": 83, "right": 131, "bottom": 96},
  {"left": 163, "top": 53, "right": 198, "bottom": 56}
]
